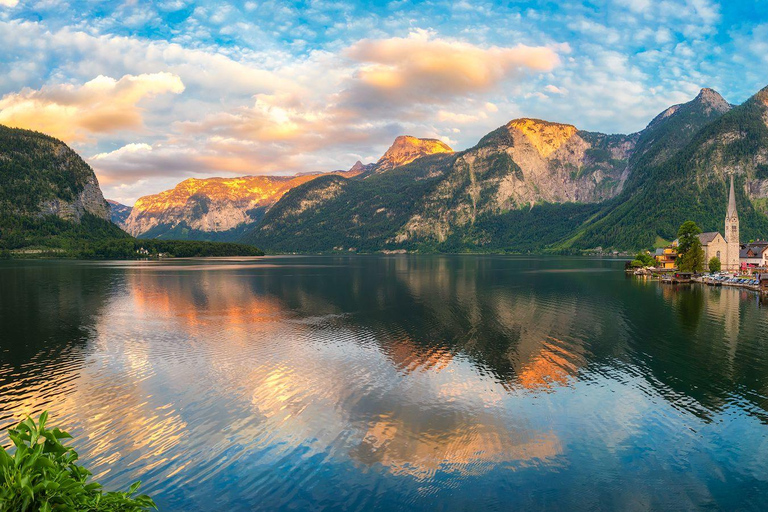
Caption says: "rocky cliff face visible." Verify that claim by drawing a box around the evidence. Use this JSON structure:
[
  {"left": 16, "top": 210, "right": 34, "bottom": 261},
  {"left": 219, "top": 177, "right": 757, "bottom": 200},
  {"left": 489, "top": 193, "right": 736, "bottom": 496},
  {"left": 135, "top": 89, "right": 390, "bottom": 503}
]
[
  {"left": 375, "top": 136, "right": 453, "bottom": 171},
  {"left": 38, "top": 176, "right": 111, "bottom": 222},
  {"left": 394, "top": 119, "right": 635, "bottom": 244},
  {"left": 123, "top": 174, "right": 331, "bottom": 239},
  {"left": 0, "top": 125, "right": 110, "bottom": 222}
]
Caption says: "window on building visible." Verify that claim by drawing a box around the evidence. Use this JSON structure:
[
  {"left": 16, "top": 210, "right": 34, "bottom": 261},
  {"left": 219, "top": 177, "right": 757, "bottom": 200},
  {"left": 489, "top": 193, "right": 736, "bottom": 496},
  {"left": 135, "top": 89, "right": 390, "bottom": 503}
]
[{"left": 717, "top": 251, "right": 721, "bottom": 259}]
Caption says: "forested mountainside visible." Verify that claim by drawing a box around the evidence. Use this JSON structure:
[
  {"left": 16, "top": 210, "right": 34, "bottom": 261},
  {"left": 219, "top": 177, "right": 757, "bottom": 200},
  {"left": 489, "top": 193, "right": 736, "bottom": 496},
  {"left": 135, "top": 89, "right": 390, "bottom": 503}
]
[
  {"left": 567, "top": 85, "right": 768, "bottom": 250},
  {"left": 0, "top": 125, "right": 129, "bottom": 250},
  {"left": 242, "top": 86, "right": 768, "bottom": 253},
  {"left": 0, "top": 125, "right": 111, "bottom": 221}
]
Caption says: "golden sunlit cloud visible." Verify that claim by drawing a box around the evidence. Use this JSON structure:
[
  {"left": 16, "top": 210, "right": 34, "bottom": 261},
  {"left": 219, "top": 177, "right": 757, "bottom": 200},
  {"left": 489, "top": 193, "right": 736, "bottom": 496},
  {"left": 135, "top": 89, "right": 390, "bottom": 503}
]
[
  {"left": 0, "top": 73, "right": 184, "bottom": 142},
  {"left": 342, "top": 30, "right": 560, "bottom": 106}
]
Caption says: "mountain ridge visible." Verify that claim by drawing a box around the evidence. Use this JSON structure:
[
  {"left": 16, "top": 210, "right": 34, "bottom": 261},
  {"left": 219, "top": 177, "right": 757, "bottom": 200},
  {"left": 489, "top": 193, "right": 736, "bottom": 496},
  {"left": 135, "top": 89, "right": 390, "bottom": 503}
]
[{"left": 240, "top": 86, "right": 768, "bottom": 253}]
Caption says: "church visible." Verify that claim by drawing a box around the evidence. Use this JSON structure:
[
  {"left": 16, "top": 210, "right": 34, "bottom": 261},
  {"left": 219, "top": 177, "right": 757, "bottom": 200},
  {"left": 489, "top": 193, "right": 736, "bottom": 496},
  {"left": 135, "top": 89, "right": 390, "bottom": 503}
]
[{"left": 697, "top": 174, "right": 740, "bottom": 271}]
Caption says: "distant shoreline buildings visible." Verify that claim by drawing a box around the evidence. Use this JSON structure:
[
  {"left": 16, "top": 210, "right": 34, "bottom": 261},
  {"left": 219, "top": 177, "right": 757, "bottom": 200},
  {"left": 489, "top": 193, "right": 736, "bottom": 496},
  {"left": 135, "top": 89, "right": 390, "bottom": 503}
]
[{"left": 654, "top": 174, "right": 768, "bottom": 272}]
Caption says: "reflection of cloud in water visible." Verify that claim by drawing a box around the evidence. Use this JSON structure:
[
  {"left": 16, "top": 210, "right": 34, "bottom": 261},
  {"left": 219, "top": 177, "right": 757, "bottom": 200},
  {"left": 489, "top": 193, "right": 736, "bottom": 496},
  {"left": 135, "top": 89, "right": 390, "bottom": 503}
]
[
  {"left": 353, "top": 414, "right": 561, "bottom": 480},
  {"left": 243, "top": 337, "right": 563, "bottom": 478}
]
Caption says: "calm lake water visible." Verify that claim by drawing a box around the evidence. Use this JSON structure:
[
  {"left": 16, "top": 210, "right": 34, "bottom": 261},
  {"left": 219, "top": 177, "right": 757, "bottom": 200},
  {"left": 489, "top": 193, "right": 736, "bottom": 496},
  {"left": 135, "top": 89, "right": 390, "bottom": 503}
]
[{"left": 2, "top": 255, "right": 768, "bottom": 511}]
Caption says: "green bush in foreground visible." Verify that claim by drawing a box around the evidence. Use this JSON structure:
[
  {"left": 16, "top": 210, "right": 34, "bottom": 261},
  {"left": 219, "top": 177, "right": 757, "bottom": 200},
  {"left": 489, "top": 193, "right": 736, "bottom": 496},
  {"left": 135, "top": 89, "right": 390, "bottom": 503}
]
[{"left": 0, "top": 412, "right": 156, "bottom": 511}]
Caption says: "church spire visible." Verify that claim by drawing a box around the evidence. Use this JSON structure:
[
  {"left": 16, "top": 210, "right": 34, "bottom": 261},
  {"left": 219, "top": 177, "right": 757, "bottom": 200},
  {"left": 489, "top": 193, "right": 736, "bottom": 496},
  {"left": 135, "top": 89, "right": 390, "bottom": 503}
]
[{"left": 727, "top": 173, "right": 738, "bottom": 219}]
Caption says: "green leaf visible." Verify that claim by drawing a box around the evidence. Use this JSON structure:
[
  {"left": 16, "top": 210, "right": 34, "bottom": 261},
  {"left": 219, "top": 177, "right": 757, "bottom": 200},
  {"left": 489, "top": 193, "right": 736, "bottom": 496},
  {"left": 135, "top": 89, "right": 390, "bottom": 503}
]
[
  {"left": 129, "top": 481, "right": 142, "bottom": 494},
  {"left": 0, "top": 446, "right": 11, "bottom": 467},
  {"left": 38, "top": 411, "right": 48, "bottom": 430},
  {"left": 50, "top": 427, "right": 71, "bottom": 440}
]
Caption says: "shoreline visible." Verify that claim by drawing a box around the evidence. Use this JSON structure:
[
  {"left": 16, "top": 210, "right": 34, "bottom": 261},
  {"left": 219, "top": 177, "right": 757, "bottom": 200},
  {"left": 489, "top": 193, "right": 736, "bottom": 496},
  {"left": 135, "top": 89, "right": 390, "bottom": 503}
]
[{"left": 630, "top": 269, "right": 766, "bottom": 294}]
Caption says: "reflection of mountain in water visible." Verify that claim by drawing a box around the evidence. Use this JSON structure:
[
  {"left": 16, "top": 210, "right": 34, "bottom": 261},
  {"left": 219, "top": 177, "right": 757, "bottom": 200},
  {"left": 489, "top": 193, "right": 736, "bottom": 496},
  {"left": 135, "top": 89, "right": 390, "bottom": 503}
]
[
  {"left": 117, "top": 257, "right": 768, "bottom": 422},
  {"left": 122, "top": 257, "right": 616, "bottom": 390},
  {"left": 111, "top": 260, "right": 573, "bottom": 481}
]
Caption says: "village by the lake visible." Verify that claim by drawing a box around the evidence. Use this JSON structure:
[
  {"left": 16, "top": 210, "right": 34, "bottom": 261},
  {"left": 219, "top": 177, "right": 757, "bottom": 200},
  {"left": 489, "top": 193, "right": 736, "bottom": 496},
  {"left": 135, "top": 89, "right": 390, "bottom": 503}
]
[{"left": 628, "top": 174, "right": 768, "bottom": 295}]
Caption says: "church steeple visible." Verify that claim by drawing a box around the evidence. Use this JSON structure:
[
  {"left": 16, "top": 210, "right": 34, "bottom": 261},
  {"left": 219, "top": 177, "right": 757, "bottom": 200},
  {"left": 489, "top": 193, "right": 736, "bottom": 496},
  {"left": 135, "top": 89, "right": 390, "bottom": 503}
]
[
  {"left": 727, "top": 173, "right": 738, "bottom": 220},
  {"left": 724, "top": 173, "right": 740, "bottom": 270}
]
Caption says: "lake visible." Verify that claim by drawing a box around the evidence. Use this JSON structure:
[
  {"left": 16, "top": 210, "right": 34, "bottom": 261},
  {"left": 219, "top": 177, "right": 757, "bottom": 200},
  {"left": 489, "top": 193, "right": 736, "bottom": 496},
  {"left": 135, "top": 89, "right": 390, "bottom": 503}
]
[{"left": 2, "top": 255, "right": 768, "bottom": 510}]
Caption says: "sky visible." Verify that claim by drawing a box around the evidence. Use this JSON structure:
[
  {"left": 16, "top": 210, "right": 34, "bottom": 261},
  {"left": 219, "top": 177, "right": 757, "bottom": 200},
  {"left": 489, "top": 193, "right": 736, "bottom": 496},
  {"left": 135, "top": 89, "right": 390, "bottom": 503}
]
[{"left": 1, "top": 0, "right": 767, "bottom": 204}]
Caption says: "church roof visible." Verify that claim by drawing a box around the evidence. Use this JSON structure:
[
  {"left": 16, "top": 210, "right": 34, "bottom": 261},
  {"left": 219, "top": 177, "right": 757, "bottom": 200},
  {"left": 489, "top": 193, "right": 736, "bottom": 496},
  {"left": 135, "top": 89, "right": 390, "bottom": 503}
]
[
  {"left": 698, "top": 232, "right": 721, "bottom": 245},
  {"left": 727, "top": 174, "right": 738, "bottom": 218}
]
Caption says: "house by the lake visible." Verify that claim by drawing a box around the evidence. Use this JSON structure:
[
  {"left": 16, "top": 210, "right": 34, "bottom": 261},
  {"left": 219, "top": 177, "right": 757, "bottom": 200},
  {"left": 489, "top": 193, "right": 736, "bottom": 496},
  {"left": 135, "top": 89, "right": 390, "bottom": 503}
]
[
  {"left": 654, "top": 246, "right": 678, "bottom": 269},
  {"left": 741, "top": 241, "right": 768, "bottom": 269}
]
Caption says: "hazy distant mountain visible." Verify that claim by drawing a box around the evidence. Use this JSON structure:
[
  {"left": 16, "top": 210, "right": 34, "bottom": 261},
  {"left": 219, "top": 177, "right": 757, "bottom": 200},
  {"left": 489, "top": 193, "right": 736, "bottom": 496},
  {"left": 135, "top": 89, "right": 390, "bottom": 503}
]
[
  {"left": 240, "top": 86, "right": 768, "bottom": 253},
  {"left": 107, "top": 199, "right": 132, "bottom": 227}
]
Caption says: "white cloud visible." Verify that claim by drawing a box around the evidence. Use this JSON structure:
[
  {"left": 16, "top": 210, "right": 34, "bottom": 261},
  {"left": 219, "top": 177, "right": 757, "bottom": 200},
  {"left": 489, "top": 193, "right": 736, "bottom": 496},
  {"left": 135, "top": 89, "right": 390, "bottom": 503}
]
[
  {"left": 545, "top": 85, "right": 567, "bottom": 95},
  {"left": 92, "top": 142, "right": 153, "bottom": 161},
  {"left": 437, "top": 110, "right": 487, "bottom": 124},
  {"left": 0, "top": 20, "right": 286, "bottom": 98}
]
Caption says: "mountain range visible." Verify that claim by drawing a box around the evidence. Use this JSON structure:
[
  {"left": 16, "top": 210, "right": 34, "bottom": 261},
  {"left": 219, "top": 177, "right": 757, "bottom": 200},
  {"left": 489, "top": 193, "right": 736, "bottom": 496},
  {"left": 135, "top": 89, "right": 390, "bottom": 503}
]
[
  {"left": 5, "top": 84, "right": 768, "bottom": 256},
  {"left": 113, "top": 136, "right": 451, "bottom": 241},
  {"left": 0, "top": 126, "right": 261, "bottom": 258},
  {"left": 228, "top": 85, "right": 766, "bottom": 253}
]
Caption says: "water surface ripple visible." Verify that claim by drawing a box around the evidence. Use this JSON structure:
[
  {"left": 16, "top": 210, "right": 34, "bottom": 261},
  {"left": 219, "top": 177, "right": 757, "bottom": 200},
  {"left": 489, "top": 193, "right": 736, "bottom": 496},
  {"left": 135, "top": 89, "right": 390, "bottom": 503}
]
[{"left": 2, "top": 256, "right": 768, "bottom": 510}]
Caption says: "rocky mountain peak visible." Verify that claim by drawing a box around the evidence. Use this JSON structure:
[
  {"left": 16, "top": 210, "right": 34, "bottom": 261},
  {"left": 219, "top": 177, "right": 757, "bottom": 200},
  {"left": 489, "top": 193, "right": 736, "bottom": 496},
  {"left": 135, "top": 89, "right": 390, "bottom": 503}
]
[
  {"left": 349, "top": 160, "right": 366, "bottom": 173},
  {"left": 694, "top": 87, "right": 731, "bottom": 114},
  {"left": 506, "top": 118, "right": 578, "bottom": 157},
  {"left": 376, "top": 136, "right": 453, "bottom": 171},
  {"left": 755, "top": 84, "right": 768, "bottom": 106}
]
